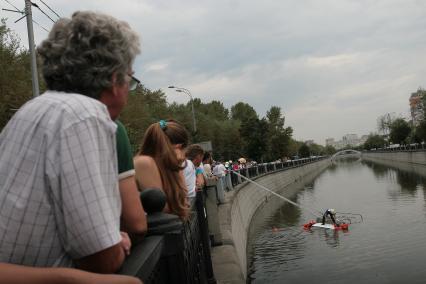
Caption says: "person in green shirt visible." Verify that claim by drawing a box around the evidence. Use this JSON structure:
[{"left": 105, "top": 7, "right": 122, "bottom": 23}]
[{"left": 116, "top": 120, "right": 147, "bottom": 234}]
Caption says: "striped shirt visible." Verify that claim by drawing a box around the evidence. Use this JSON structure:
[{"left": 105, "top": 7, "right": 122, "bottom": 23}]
[{"left": 0, "top": 91, "right": 121, "bottom": 267}]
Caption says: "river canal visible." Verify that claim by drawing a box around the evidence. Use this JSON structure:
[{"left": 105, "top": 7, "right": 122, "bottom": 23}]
[{"left": 248, "top": 158, "right": 426, "bottom": 284}]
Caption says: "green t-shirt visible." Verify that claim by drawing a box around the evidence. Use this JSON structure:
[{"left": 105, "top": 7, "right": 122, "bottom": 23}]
[{"left": 116, "top": 120, "right": 135, "bottom": 180}]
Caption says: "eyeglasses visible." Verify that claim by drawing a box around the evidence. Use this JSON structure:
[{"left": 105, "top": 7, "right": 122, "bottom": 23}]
[{"left": 127, "top": 73, "right": 141, "bottom": 91}]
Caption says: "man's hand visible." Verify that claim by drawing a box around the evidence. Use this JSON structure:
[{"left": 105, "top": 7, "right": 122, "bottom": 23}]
[{"left": 120, "top": 232, "right": 131, "bottom": 256}]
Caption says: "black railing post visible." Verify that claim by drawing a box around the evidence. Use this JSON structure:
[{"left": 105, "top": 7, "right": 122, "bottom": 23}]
[{"left": 196, "top": 190, "right": 217, "bottom": 284}]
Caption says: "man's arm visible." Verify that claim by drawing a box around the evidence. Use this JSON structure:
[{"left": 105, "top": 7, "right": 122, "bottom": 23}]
[
  {"left": 74, "top": 242, "right": 125, "bottom": 274},
  {"left": 0, "top": 262, "right": 142, "bottom": 284},
  {"left": 55, "top": 118, "right": 123, "bottom": 273}
]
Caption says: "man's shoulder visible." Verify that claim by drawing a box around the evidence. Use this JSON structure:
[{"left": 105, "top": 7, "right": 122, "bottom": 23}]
[
  {"left": 39, "top": 91, "right": 112, "bottom": 129},
  {"left": 36, "top": 91, "right": 104, "bottom": 113}
]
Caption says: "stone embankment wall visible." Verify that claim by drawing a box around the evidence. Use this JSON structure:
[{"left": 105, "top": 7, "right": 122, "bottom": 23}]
[
  {"left": 223, "top": 159, "right": 331, "bottom": 279},
  {"left": 362, "top": 151, "right": 426, "bottom": 179},
  {"left": 362, "top": 151, "right": 426, "bottom": 166}
]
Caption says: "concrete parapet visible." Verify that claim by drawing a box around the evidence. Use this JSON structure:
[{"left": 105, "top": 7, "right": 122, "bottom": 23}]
[
  {"left": 362, "top": 152, "right": 426, "bottom": 178},
  {"left": 362, "top": 151, "right": 426, "bottom": 166}
]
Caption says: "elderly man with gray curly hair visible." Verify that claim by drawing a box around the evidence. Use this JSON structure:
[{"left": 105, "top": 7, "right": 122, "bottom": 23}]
[{"left": 0, "top": 11, "right": 141, "bottom": 275}]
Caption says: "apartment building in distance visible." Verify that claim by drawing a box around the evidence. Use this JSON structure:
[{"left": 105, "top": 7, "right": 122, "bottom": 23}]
[
  {"left": 409, "top": 88, "right": 425, "bottom": 126},
  {"left": 326, "top": 134, "right": 369, "bottom": 150}
]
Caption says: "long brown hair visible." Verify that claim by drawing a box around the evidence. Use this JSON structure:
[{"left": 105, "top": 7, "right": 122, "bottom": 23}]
[{"left": 138, "top": 120, "right": 190, "bottom": 219}]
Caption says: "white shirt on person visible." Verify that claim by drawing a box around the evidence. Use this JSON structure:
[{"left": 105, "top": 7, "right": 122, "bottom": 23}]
[
  {"left": 183, "top": 159, "right": 196, "bottom": 198},
  {"left": 0, "top": 91, "right": 121, "bottom": 267},
  {"left": 203, "top": 163, "right": 212, "bottom": 177},
  {"left": 213, "top": 163, "right": 226, "bottom": 177}
]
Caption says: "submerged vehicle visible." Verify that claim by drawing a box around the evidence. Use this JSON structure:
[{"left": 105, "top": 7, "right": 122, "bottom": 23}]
[
  {"left": 303, "top": 211, "right": 363, "bottom": 230},
  {"left": 303, "top": 220, "right": 349, "bottom": 230}
]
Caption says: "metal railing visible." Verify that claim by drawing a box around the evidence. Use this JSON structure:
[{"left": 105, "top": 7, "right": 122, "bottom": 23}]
[
  {"left": 366, "top": 142, "right": 426, "bottom": 153},
  {"left": 227, "top": 156, "right": 325, "bottom": 191},
  {"left": 119, "top": 191, "right": 215, "bottom": 284}
]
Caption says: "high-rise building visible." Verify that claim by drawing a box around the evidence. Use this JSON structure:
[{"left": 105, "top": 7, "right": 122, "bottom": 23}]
[
  {"left": 325, "top": 138, "right": 335, "bottom": 146},
  {"left": 409, "top": 89, "right": 425, "bottom": 126},
  {"left": 342, "top": 134, "right": 358, "bottom": 146}
]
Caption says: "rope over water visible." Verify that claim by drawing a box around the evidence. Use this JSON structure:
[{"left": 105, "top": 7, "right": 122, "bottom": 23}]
[{"left": 230, "top": 169, "right": 322, "bottom": 218}]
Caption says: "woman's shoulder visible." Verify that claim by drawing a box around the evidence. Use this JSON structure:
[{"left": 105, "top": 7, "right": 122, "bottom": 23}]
[{"left": 134, "top": 155, "right": 157, "bottom": 169}]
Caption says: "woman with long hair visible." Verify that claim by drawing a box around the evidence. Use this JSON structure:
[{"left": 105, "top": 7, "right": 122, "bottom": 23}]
[{"left": 134, "top": 120, "right": 190, "bottom": 219}]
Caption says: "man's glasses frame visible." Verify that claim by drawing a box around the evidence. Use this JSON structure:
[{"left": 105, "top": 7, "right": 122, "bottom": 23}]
[{"left": 127, "top": 73, "right": 141, "bottom": 91}]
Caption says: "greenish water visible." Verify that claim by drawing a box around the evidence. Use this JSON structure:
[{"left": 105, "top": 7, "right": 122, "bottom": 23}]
[{"left": 248, "top": 158, "right": 426, "bottom": 284}]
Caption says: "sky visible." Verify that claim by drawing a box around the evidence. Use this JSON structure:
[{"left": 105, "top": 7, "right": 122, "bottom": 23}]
[{"left": 2, "top": 0, "right": 426, "bottom": 145}]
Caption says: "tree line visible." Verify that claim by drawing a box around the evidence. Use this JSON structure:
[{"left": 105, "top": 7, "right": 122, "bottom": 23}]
[
  {"left": 363, "top": 88, "right": 426, "bottom": 150},
  {"left": 1, "top": 20, "right": 334, "bottom": 162}
]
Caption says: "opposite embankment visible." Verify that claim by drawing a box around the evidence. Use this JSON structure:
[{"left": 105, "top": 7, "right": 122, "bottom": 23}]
[
  {"left": 211, "top": 159, "right": 331, "bottom": 282},
  {"left": 361, "top": 150, "right": 426, "bottom": 166}
]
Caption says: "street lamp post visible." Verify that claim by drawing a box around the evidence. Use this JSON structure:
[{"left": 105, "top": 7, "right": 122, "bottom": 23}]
[{"left": 168, "top": 86, "right": 197, "bottom": 134}]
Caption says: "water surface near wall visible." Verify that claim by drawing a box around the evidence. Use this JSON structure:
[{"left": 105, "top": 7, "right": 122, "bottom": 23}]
[{"left": 248, "top": 158, "right": 426, "bottom": 284}]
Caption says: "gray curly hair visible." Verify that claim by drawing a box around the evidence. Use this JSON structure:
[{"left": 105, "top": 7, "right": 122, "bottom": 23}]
[{"left": 38, "top": 11, "right": 140, "bottom": 99}]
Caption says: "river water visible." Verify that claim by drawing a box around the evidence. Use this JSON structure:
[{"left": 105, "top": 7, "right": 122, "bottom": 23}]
[{"left": 248, "top": 158, "right": 426, "bottom": 284}]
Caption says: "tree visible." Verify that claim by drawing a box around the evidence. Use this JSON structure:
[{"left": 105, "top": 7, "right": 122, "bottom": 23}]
[
  {"left": 309, "top": 143, "right": 325, "bottom": 155},
  {"left": 389, "top": 118, "right": 411, "bottom": 144},
  {"left": 377, "top": 113, "right": 396, "bottom": 136},
  {"left": 415, "top": 120, "right": 426, "bottom": 142},
  {"left": 363, "top": 134, "right": 386, "bottom": 150},
  {"left": 201, "top": 100, "right": 229, "bottom": 121},
  {"left": 265, "top": 106, "right": 292, "bottom": 160},
  {"left": 324, "top": 145, "right": 336, "bottom": 155},
  {"left": 298, "top": 143, "right": 310, "bottom": 158},
  {"left": 240, "top": 117, "right": 268, "bottom": 161},
  {"left": 0, "top": 19, "right": 33, "bottom": 131},
  {"left": 287, "top": 139, "right": 302, "bottom": 157},
  {"left": 230, "top": 102, "right": 258, "bottom": 122}
]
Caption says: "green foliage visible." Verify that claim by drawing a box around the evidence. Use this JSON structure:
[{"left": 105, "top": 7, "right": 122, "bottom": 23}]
[
  {"left": 324, "top": 145, "right": 337, "bottom": 155},
  {"left": 363, "top": 134, "right": 386, "bottom": 150},
  {"left": 299, "top": 143, "right": 310, "bottom": 158},
  {"left": 309, "top": 143, "right": 325, "bottom": 155},
  {"left": 265, "top": 106, "right": 292, "bottom": 160},
  {"left": 0, "top": 19, "right": 33, "bottom": 130},
  {"left": 287, "top": 139, "right": 302, "bottom": 157},
  {"left": 389, "top": 118, "right": 411, "bottom": 144},
  {"left": 230, "top": 102, "right": 258, "bottom": 122},
  {"left": 240, "top": 117, "right": 269, "bottom": 161},
  {"left": 415, "top": 119, "right": 426, "bottom": 142}
]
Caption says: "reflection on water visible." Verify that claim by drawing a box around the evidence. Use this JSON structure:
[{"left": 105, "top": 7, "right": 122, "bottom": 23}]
[
  {"left": 363, "top": 160, "right": 426, "bottom": 194},
  {"left": 248, "top": 157, "right": 426, "bottom": 284}
]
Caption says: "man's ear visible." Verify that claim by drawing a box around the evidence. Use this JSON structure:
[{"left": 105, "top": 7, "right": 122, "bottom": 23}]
[{"left": 110, "top": 72, "right": 119, "bottom": 96}]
